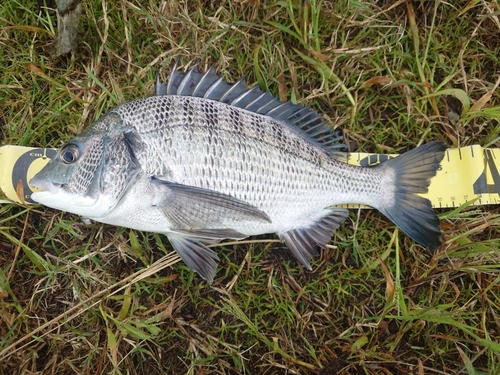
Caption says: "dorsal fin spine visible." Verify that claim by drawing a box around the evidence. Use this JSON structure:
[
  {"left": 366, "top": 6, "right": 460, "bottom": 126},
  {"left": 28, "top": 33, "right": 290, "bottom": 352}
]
[
  {"left": 166, "top": 59, "right": 181, "bottom": 95},
  {"left": 308, "top": 125, "right": 330, "bottom": 136},
  {"left": 289, "top": 106, "right": 310, "bottom": 119},
  {"left": 154, "top": 61, "right": 346, "bottom": 156},
  {"left": 298, "top": 116, "right": 322, "bottom": 129},
  {"left": 268, "top": 103, "right": 296, "bottom": 119},
  {"left": 154, "top": 71, "right": 162, "bottom": 95},
  {"left": 203, "top": 77, "right": 223, "bottom": 99},
  {"left": 219, "top": 76, "right": 247, "bottom": 103},
  {"left": 177, "top": 68, "right": 194, "bottom": 95},
  {"left": 255, "top": 99, "right": 282, "bottom": 114},
  {"left": 242, "top": 91, "right": 267, "bottom": 111},
  {"left": 192, "top": 65, "right": 217, "bottom": 97},
  {"left": 266, "top": 102, "right": 290, "bottom": 116},
  {"left": 230, "top": 86, "right": 252, "bottom": 104}
]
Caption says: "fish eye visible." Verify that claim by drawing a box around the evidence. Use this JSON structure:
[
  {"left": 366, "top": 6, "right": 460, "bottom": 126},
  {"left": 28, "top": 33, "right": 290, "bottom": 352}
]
[{"left": 60, "top": 144, "right": 80, "bottom": 164}]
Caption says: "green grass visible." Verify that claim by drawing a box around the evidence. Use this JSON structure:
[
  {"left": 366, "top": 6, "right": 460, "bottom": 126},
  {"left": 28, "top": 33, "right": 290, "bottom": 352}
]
[{"left": 2, "top": 0, "right": 500, "bottom": 373}]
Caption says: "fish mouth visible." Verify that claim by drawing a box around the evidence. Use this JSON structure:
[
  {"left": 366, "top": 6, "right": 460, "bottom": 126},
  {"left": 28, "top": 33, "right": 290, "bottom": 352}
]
[{"left": 29, "top": 177, "right": 61, "bottom": 195}]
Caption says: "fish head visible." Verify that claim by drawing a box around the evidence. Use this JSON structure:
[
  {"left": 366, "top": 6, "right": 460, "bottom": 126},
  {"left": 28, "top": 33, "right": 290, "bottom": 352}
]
[{"left": 30, "top": 111, "right": 140, "bottom": 218}]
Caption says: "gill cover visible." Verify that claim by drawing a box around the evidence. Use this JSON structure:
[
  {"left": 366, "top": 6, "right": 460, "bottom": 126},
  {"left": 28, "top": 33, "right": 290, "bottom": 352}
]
[{"left": 31, "top": 112, "right": 140, "bottom": 218}]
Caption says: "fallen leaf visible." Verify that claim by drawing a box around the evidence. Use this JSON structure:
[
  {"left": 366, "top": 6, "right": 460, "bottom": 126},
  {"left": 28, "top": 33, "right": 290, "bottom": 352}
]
[
  {"left": 15, "top": 180, "right": 25, "bottom": 204},
  {"left": 360, "top": 76, "right": 393, "bottom": 88},
  {"left": 378, "top": 256, "right": 395, "bottom": 304}
]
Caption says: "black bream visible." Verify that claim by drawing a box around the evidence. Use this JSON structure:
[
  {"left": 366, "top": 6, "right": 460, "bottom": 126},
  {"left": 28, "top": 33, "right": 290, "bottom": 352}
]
[{"left": 30, "top": 61, "right": 446, "bottom": 283}]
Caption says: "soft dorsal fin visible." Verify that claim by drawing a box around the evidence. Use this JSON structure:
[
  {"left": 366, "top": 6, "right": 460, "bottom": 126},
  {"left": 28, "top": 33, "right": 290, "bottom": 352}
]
[{"left": 154, "top": 59, "right": 347, "bottom": 155}]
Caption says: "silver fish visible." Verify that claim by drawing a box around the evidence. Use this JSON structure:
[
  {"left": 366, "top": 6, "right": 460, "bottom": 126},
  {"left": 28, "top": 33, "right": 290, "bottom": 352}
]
[{"left": 30, "top": 61, "right": 446, "bottom": 283}]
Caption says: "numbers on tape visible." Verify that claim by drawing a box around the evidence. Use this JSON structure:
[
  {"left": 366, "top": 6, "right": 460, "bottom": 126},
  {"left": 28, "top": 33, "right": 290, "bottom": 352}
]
[{"left": 346, "top": 145, "right": 500, "bottom": 208}]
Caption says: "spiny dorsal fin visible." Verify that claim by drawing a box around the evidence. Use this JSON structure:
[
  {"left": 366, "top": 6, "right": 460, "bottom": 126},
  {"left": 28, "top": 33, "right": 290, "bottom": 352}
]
[{"left": 154, "top": 60, "right": 347, "bottom": 156}]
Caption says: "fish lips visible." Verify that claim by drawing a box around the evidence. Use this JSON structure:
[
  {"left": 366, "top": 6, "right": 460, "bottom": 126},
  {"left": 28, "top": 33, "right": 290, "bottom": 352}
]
[
  {"left": 29, "top": 175, "right": 109, "bottom": 217},
  {"left": 30, "top": 176, "right": 61, "bottom": 195},
  {"left": 28, "top": 152, "right": 125, "bottom": 218},
  {"left": 29, "top": 157, "right": 68, "bottom": 201},
  {"left": 29, "top": 176, "right": 63, "bottom": 206}
]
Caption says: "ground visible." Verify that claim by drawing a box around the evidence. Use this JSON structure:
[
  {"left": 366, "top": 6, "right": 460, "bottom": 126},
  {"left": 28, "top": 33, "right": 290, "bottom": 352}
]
[{"left": 1, "top": 1, "right": 500, "bottom": 374}]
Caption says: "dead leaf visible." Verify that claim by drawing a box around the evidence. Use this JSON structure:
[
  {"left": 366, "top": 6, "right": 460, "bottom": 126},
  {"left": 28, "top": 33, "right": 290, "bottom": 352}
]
[
  {"left": 308, "top": 49, "right": 329, "bottom": 61},
  {"left": 469, "top": 75, "right": 500, "bottom": 112},
  {"left": 360, "top": 76, "right": 393, "bottom": 88},
  {"left": 15, "top": 180, "right": 25, "bottom": 204},
  {"left": 378, "top": 256, "right": 395, "bottom": 304},
  {"left": 277, "top": 74, "right": 287, "bottom": 102},
  {"left": 25, "top": 63, "right": 47, "bottom": 78},
  {"left": 0, "top": 287, "right": 8, "bottom": 301}
]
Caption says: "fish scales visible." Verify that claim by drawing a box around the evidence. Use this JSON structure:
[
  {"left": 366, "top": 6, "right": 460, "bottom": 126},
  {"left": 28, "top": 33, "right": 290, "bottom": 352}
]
[
  {"left": 114, "top": 96, "right": 376, "bottom": 226},
  {"left": 30, "top": 62, "right": 446, "bottom": 283},
  {"left": 118, "top": 95, "right": 326, "bottom": 167},
  {"left": 118, "top": 95, "right": 380, "bottom": 199}
]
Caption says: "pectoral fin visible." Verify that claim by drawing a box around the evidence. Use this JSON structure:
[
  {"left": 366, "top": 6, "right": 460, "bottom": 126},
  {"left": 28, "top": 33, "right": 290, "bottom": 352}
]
[
  {"left": 171, "top": 228, "right": 248, "bottom": 240},
  {"left": 279, "top": 208, "right": 349, "bottom": 269},
  {"left": 152, "top": 178, "right": 271, "bottom": 229}
]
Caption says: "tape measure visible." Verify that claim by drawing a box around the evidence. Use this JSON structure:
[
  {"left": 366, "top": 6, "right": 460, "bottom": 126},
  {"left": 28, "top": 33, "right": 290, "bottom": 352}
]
[
  {"left": 1, "top": 145, "right": 499, "bottom": 208},
  {"left": 344, "top": 145, "right": 500, "bottom": 209},
  {"left": 0, "top": 146, "right": 57, "bottom": 204}
]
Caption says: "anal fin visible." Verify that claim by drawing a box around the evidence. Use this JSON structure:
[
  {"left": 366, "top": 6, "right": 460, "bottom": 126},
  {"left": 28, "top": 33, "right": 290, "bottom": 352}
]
[{"left": 278, "top": 208, "right": 349, "bottom": 269}]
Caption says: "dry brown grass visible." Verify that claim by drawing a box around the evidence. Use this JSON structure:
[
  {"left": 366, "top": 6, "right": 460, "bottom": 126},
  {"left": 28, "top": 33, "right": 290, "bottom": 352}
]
[{"left": 2, "top": 0, "right": 500, "bottom": 374}]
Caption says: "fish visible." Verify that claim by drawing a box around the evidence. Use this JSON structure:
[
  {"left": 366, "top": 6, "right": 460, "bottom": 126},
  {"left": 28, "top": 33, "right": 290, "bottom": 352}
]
[{"left": 30, "top": 60, "right": 447, "bottom": 283}]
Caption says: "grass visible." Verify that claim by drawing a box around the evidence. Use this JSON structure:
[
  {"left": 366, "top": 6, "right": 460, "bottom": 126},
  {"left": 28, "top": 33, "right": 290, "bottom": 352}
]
[{"left": 1, "top": 0, "right": 500, "bottom": 373}]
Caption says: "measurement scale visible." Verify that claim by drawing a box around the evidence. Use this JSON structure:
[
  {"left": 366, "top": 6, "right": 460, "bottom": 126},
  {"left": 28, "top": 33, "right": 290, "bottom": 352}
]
[
  {"left": 344, "top": 145, "right": 500, "bottom": 209},
  {"left": 1, "top": 145, "right": 499, "bottom": 208}
]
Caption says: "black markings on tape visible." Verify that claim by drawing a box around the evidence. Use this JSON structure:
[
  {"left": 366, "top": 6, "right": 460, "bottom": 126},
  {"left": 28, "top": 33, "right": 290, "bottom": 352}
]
[{"left": 472, "top": 149, "right": 500, "bottom": 197}]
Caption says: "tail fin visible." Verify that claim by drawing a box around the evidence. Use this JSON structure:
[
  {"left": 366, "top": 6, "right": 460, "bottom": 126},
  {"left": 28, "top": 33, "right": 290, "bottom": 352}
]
[{"left": 376, "top": 141, "right": 446, "bottom": 250}]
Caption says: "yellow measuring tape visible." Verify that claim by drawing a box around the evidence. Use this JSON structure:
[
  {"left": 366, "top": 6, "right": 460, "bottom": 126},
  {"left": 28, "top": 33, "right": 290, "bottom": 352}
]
[
  {"left": 1, "top": 145, "right": 499, "bottom": 207},
  {"left": 344, "top": 145, "right": 500, "bottom": 209}
]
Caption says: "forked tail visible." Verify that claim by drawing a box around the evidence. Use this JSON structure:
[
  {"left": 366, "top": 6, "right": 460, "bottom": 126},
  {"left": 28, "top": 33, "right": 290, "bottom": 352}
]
[{"left": 375, "top": 141, "right": 447, "bottom": 250}]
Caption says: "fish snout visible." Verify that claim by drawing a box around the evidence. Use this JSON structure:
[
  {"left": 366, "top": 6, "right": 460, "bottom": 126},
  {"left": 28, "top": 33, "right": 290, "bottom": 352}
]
[{"left": 29, "top": 176, "right": 60, "bottom": 193}]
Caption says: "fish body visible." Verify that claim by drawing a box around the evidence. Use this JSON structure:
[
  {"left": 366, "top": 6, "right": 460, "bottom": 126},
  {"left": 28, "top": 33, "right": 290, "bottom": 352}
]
[{"left": 30, "top": 62, "right": 446, "bottom": 283}]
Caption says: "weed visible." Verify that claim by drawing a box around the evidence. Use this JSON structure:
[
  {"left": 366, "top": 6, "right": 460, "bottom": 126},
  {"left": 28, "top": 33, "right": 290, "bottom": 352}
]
[{"left": 1, "top": 0, "right": 500, "bottom": 374}]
